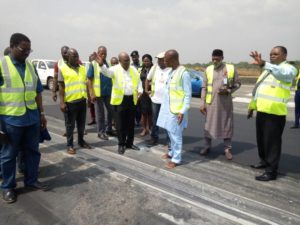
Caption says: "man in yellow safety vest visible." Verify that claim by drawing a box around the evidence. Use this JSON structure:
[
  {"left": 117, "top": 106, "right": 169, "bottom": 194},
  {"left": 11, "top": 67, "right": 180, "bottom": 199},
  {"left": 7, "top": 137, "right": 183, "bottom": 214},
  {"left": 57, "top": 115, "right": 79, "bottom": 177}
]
[
  {"left": 0, "top": 33, "right": 48, "bottom": 203},
  {"left": 248, "top": 46, "right": 298, "bottom": 181},
  {"left": 157, "top": 49, "right": 192, "bottom": 169},
  {"left": 94, "top": 52, "right": 143, "bottom": 155},
  {"left": 200, "top": 49, "right": 241, "bottom": 160},
  {"left": 58, "top": 48, "right": 91, "bottom": 155}
]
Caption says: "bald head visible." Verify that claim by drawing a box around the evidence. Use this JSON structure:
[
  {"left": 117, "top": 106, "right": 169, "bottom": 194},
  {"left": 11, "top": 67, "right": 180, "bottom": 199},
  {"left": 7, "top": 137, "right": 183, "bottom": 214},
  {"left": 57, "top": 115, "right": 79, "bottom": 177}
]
[
  {"left": 67, "top": 48, "right": 79, "bottom": 67},
  {"left": 118, "top": 52, "right": 130, "bottom": 70},
  {"left": 164, "top": 49, "right": 179, "bottom": 69}
]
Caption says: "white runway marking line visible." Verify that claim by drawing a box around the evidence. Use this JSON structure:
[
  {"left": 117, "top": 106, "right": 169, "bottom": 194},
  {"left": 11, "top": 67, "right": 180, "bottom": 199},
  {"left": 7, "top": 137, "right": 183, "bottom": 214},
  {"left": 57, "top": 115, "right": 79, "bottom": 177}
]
[{"left": 44, "top": 123, "right": 299, "bottom": 225}]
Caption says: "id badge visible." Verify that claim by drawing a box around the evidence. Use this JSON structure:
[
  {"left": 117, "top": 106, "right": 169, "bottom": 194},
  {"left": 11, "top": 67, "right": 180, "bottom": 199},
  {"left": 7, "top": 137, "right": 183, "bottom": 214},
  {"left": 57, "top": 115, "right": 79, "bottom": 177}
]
[{"left": 223, "top": 77, "right": 228, "bottom": 85}]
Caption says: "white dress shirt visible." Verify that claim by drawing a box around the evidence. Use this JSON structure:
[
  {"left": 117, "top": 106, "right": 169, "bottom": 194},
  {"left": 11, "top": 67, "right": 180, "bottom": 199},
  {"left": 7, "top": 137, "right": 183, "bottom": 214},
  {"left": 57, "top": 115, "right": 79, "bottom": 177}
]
[{"left": 100, "top": 64, "right": 142, "bottom": 95}]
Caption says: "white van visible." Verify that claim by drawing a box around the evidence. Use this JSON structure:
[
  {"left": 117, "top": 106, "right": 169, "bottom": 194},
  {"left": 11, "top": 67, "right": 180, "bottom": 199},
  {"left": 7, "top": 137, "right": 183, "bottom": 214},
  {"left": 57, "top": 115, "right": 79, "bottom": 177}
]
[{"left": 31, "top": 59, "right": 56, "bottom": 90}]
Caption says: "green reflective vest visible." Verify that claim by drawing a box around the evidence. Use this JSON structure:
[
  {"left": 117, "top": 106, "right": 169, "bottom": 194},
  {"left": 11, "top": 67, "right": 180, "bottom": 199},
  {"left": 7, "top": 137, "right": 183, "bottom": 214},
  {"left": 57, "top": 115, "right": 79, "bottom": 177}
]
[
  {"left": 0, "top": 56, "right": 38, "bottom": 116},
  {"left": 248, "top": 62, "right": 293, "bottom": 116},
  {"left": 205, "top": 64, "right": 235, "bottom": 104},
  {"left": 110, "top": 65, "right": 139, "bottom": 105},
  {"left": 92, "top": 60, "right": 101, "bottom": 97},
  {"left": 169, "top": 65, "right": 187, "bottom": 114},
  {"left": 60, "top": 64, "right": 87, "bottom": 102}
]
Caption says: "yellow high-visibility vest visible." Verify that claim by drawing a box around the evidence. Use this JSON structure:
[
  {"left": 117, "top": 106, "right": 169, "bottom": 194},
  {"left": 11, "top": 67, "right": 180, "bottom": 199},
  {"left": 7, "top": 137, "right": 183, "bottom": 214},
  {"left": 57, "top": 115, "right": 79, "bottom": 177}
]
[
  {"left": 0, "top": 56, "right": 38, "bottom": 116},
  {"left": 110, "top": 65, "right": 139, "bottom": 105},
  {"left": 295, "top": 70, "right": 300, "bottom": 91},
  {"left": 92, "top": 60, "right": 101, "bottom": 97},
  {"left": 248, "top": 62, "right": 293, "bottom": 116},
  {"left": 150, "top": 64, "right": 158, "bottom": 97},
  {"left": 60, "top": 64, "right": 87, "bottom": 102},
  {"left": 169, "top": 65, "right": 187, "bottom": 114},
  {"left": 205, "top": 64, "right": 235, "bottom": 104}
]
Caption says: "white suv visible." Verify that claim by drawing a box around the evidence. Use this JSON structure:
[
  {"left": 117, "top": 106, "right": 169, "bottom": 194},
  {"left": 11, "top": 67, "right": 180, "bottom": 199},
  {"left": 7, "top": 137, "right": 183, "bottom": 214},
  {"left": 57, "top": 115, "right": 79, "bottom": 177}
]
[{"left": 31, "top": 59, "right": 56, "bottom": 90}]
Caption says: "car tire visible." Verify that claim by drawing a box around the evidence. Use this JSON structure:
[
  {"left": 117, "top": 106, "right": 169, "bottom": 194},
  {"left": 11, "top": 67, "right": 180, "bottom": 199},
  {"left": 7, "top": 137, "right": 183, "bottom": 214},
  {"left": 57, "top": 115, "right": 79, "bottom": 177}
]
[{"left": 47, "top": 77, "right": 54, "bottom": 90}]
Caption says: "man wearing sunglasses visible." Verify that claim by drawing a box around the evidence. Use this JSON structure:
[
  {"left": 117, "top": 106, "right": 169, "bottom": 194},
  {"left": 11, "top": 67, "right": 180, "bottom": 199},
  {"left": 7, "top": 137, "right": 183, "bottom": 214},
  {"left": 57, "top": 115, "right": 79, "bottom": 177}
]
[{"left": 0, "top": 33, "right": 48, "bottom": 203}]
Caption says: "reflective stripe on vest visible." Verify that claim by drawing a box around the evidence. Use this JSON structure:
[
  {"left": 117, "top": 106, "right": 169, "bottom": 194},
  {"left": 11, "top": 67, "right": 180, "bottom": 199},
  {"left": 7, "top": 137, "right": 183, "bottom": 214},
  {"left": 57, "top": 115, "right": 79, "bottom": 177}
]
[
  {"left": 169, "top": 65, "right": 186, "bottom": 114},
  {"left": 92, "top": 61, "right": 101, "bottom": 97},
  {"left": 61, "top": 64, "right": 87, "bottom": 102},
  {"left": 0, "top": 56, "right": 37, "bottom": 116},
  {"left": 252, "top": 63, "right": 292, "bottom": 115},
  {"left": 205, "top": 64, "right": 234, "bottom": 104},
  {"left": 110, "top": 65, "right": 139, "bottom": 105}
]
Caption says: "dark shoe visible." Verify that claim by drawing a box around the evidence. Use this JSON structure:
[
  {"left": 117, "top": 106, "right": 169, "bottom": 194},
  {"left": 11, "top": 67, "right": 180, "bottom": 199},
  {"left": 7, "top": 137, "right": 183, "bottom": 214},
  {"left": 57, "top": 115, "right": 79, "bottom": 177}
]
[
  {"left": 67, "top": 147, "right": 76, "bottom": 155},
  {"left": 25, "top": 181, "right": 49, "bottom": 191},
  {"left": 224, "top": 148, "right": 233, "bottom": 160},
  {"left": 88, "top": 120, "right": 96, "bottom": 125},
  {"left": 290, "top": 125, "right": 299, "bottom": 129},
  {"left": 200, "top": 147, "right": 210, "bottom": 156},
  {"left": 98, "top": 133, "right": 109, "bottom": 140},
  {"left": 62, "top": 132, "right": 67, "bottom": 137},
  {"left": 118, "top": 145, "right": 125, "bottom": 155},
  {"left": 106, "top": 131, "right": 116, "bottom": 137},
  {"left": 165, "top": 161, "right": 179, "bottom": 169},
  {"left": 3, "top": 189, "right": 17, "bottom": 203},
  {"left": 126, "top": 144, "right": 140, "bottom": 151},
  {"left": 255, "top": 172, "right": 277, "bottom": 181},
  {"left": 250, "top": 162, "right": 267, "bottom": 169},
  {"left": 161, "top": 153, "right": 172, "bottom": 159},
  {"left": 79, "top": 142, "right": 92, "bottom": 149}
]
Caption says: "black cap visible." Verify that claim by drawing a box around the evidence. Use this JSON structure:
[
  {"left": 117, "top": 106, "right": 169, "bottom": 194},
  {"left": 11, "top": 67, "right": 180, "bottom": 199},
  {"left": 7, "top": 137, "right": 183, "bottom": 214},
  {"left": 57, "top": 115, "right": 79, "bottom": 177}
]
[
  {"left": 212, "top": 49, "right": 223, "bottom": 57},
  {"left": 130, "top": 50, "right": 139, "bottom": 57}
]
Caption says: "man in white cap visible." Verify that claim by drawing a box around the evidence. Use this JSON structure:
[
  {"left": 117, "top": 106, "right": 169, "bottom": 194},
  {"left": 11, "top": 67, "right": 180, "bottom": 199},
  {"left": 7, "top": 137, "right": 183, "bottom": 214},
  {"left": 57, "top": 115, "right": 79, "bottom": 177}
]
[{"left": 145, "top": 52, "right": 171, "bottom": 146}]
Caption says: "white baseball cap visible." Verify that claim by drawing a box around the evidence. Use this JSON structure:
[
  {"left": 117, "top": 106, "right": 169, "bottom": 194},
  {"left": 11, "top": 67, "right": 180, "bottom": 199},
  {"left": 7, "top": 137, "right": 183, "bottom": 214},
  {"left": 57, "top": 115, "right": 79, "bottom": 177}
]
[{"left": 155, "top": 52, "right": 165, "bottom": 59}]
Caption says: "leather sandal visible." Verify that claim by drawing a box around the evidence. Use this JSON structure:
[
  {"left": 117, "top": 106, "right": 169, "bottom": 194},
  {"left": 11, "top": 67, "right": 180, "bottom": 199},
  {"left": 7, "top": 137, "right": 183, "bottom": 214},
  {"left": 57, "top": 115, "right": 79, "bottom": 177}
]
[
  {"left": 67, "top": 147, "right": 76, "bottom": 155},
  {"left": 224, "top": 148, "right": 233, "bottom": 160},
  {"left": 165, "top": 161, "right": 178, "bottom": 169},
  {"left": 161, "top": 154, "right": 172, "bottom": 159}
]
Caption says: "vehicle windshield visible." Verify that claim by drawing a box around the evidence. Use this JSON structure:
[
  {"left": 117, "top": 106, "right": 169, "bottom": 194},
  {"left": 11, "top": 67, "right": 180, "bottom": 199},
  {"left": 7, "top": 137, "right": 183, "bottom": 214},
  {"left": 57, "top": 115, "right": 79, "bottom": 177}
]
[{"left": 46, "top": 61, "right": 56, "bottom": 69}]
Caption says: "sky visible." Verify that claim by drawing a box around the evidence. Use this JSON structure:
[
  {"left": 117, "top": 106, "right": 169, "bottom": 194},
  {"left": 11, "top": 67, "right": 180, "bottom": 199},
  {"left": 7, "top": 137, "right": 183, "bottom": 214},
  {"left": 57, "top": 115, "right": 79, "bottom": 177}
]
[{"left": 0, "top": 0, "right": 299, "bottom": 64}]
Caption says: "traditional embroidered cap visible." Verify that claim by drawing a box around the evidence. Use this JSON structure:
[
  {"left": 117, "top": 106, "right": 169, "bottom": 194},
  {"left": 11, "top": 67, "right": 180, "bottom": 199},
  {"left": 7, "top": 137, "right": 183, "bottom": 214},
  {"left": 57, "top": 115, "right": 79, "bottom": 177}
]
[
  {"left": 212, "top": 49, "right": 223, "bottom": 57},
  {"left": 155, "top": 52, "right": 165, "bottom": 59}
]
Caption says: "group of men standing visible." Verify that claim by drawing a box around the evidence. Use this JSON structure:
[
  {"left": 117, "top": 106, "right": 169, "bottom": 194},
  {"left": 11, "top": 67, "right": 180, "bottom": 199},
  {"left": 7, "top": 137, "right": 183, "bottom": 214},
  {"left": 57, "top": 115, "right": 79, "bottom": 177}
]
[{"left": 0, "top": 32, "right": 298, "bottom": 205}]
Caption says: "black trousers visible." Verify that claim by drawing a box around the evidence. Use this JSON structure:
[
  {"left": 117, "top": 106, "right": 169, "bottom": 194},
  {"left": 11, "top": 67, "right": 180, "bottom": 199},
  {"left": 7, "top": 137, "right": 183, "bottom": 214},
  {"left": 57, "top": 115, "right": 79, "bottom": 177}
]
[
  {"left": 65, "top": 99, "right": 87, "bottom": 147},
  {"left": 256, "top": 111, "right": 286, "bottom": 173},
  {"left": 113, "top": 96, "right": 136, "bottom": 146}
]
